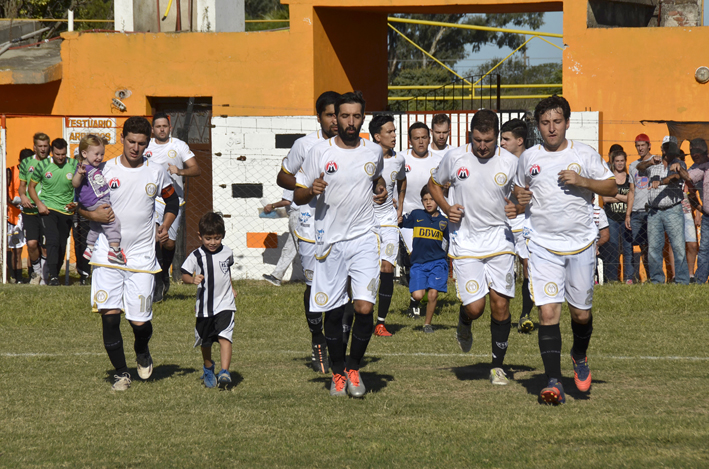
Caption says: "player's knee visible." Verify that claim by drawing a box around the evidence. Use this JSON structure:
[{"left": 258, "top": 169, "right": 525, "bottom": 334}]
[
  {"left": 353, "top": 300, "right": 373, "bottom": 315},
  {"left": 380, "top": 261, "right": 394, "bottom": 274},
  {"left": 411, "top": 290, "right": 424, "bottom": 301},
  {"left": 463, "top": 302, "right": 484, "bottom": 320},
  {"left": 427, "top": 289, "right": 438, "bottom": 302},
  {"left": 569, "top": 306, "right": 591, "bottom": 324}
]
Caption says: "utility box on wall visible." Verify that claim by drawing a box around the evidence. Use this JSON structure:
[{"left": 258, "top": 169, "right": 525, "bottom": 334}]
[{"left": 114, "top": 0, "right": 244, "bottom": 33}]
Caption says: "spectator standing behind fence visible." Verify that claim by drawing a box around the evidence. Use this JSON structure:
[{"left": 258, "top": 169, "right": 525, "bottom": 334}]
[
  {"left": 677, "top": 150, "right": 700, "bottom": 282},
  {"left": 678, "top": 138, "right": 709, "bottom": 283},
  {"left": 6, "top": 149, "right": 33, "bottom": 283},
  {"left": 600, "top": 150, "right": 634, "bottom": 283},
  {"left": 628, "top": 134, "right": 654, "bottom": 282},
  {"left": 640, "top": 141, "right": 689, "bottom": 284},
  {"left": 262, "top": 189, "right": 299, "bottom": 286}
]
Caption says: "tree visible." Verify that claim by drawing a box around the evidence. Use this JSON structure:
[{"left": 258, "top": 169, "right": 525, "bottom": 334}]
[
  {"left": 0, "top": 0, "right": 113, "bottom": 37},
  {"left": 245, "top": 0, "right": 289, "bottom": 31}
]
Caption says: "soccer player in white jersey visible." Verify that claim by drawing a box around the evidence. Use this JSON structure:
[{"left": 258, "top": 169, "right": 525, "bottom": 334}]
[
  {"left": 276, "top": 91, "right": 340, "bottom": 373},
  {"left": 79, "top": 117, "right": 179, "bottom": 391},
  {"left": 369, "top": 114, "right": 407, "bottom": 337},
  {"left": 500, "top": 118, "right": 535, "bottom": 333},
  {"left": 428, "top": 113, "right": 452, "bottom": 158},
  {"left": 294, "top": 91, "right": 387, "bottom": 398},
  {"left": 514, "top": 96, "right": 616, "bottom": 404},
  {"left": 146, "top": 112, "right": 202, "bottom": 302},
  {"left": 429, "top": 109, "right": 519, "bottom": 386}
]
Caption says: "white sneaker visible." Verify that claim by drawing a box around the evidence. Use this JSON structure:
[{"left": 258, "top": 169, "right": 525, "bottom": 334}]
[
  {"left": 29, "top": 272, "right": 41, "bottom": 285},
  {"left": 136, "top": 352, "right": 153, "bottom": 380},
  {"left": 489, "top": 367, "right": 509, "bottom": 386},
  {"left": 112, "top": 372, "right": 131, "bottom": 391}
]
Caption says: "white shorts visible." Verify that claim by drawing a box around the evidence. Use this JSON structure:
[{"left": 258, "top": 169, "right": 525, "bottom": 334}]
[
  {"left": 7, "top": 220, "right": 25, "bottom": 249},
  {"left": 379, "top": 226, "right": 400, "bottom": 266},
  {"left": 513, "top": 230, "right": 528, "bottom": 259},
  {"left": 453, "top": 254, "right": 516, "bottom": 305},
  {"left": 155, "top": 203, "right": 184, "bottom": 241},
  {"left": 91, "top": 267, "right": 156, "bottom": 321},
  {"left": 401, "top": 227, "right": 413, "bottom": 254},
  {"left": 310, "top": 231, "right": 380, "bottom": 312},
  {"left": 527, "top": 240, "right": 595, "bottom": 310},
  {"left": 299, "top": 239, "right": 316, "bottom": 286},
  {"left": 684, "top": 212, "right": 697, "bottom": 243}
]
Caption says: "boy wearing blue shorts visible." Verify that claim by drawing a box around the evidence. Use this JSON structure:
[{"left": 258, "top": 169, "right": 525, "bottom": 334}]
[{"left": 399, "top": 186, "right": 449, "bottom": 333}]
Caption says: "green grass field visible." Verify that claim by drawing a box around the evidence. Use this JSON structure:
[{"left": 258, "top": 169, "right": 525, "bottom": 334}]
[{"left": 1, "top": 280, "right": 708, "bottom": 467}]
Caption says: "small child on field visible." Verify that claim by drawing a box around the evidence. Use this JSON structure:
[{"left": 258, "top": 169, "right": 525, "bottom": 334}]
[
  {"left": 399, "top": 186, "right": 450, "bottom": 333},
  {"left": 72, "top": 134, "right": 125, "bottom": 264},
  {"left": 181, "top": 212, "right": 237, "bottom": 389}
]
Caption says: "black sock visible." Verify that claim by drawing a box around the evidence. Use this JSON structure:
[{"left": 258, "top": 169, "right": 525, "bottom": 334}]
[
  {"left": 14, "top": 268, "right": 22, "bottom": 283},
  {"left": 538, "top": 324, "right": 562, "bottom": 380},
  {"left": 571, "top": 314, "right": 593, "bottom": 361},
  {"left": 155, "top": 241, "right": 163, "bottom": 270},
  {"left": 459, "top": 304, "right": 473, "bottom": 325},
  {"left": 409, "top": 297, "right": 421, "bottom": 309},
  {"left": 303, "top": 285, "right": 311, "bottom": 315},
  {"left": 102, "top": 315, "right": 128, "bottom": 375},
  {"left": 522, "top": 278, "right": 533, "bottom": 317},
  {"left": 306, "top": 312, "right": 325, "bottom": 344},
  {"left": 377, "top": 272, "right": 394, "bottom": 324},
  {"left": 491, "top": 316, "right": 511, "bottom": 368},
  {"left": 347, "top": 312, "right": 374, "bottom": 371},
  {"left": 130, "top": 321, "right": 153, "bottom": 355},
  {"left": 162, "top": 246, "right": 175, "bottom": 280},
  {"left": 342, "top": 302, "right": 355, "bottom": 355},
  {"left": 324, "top": 306, "right": 346, "bottom": 375}
]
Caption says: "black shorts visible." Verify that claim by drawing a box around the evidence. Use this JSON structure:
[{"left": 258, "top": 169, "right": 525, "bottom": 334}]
[
  {"left": 194, "top": 310, "right": 235, "bottom": 347},
  {"left": 23, "top": 213, "right": 44, "bottom": 243}
]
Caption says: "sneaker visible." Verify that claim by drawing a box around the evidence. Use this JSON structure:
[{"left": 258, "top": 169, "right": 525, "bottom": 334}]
[
  {"left": 107, "top": 248, "right": 126, "bottom": 265},
  {"left": 217, "top": 369, "right": 232, "bottom": 389},
  {"left": 346, "top": 368, "right": 366, "bottom": 397},
  {"left": 330, "top": 373, "right": 347, "bottom": 396},
  {"left": 540, "top": 378, "right": 566, "bottom": 405},
  {"left": 201, "top": 363, "right": 217, "bottom": 388},
  {"left": 83, "top": 246, "right": 94, "bottom": 261},
  {"left": 489, "top": 367, "right": 509, "bottom": 386},
  {"left": 408, "top": 306, "right": 421, "bottom": 319},
  {"left": 374, "top": 323, "right": 392, "bottom": 337},
  {"left": 153, "top": 274, "right": 164, "bottom": 303},
  {"left": 518, "top": 314, "right": 534, "bottom": 333},
  {"left": 162, "top": 275, "right": 171, "bottom": 297},
  {"left": 79, "top": 276, "right": 89, "bottom": 286},
  {"left": 456, "top": 316, "right": 473, "bottom": 353},
  {"left": 262, "top": 274, "right": 281, "bottom": 286},
  {"left": 136, "top": 352, "right": 153, "bottom": 380},
  {"left": 112, "top": 372, "right": 131, "bottom": 391},
  {"left": 49, "top": 277, "right": 59, "bottom": 286},
  {"left": 690, "top": 277, "right": 696, "bottom": 284},
  {"left": 626, "top": 279, "right": 634, "bottom": 285},
  {"left": 29, "top": 272, "right": 41, "bottom": 285},
  {"left": 571, "top": 352, "right": 592, "bottom": 392},
  {"left": 423, "top": 324, "right": 434, "bottom": 334},
  {"left": 311, "top": 342, "right": 328, "bottom": 373}
]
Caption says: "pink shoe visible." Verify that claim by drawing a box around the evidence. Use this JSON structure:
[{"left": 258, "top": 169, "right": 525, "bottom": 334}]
[{"left": 107, "top": 248, "right": 127, "bottom": 265}]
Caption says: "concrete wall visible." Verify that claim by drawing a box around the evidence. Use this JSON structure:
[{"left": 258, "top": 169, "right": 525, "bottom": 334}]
[{"left": 115, "top": 0, "right": 244, "bottom": 33}]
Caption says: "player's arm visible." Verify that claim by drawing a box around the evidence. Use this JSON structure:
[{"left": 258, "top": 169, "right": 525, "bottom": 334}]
[
  {"left": 79, "top": 204, "right": 115, "bottom": 223},
  {"left": 396, "top": 178, "right": 407, "bottom": 219},
  {"left": 625, "top": 180, "right": 635, "bottom": 230},
  {"left": 277, "top": 169, "right": 296, "bottom": 190},
  {"left": 157, "top": 185, "right": 179, "bottom": 243},
  {"left": 373, "top": 176, "right": 387, "bottom": 205},
  {"left": 558, "top": 171, "right": 617, "bottom": 197},
  {"left": 28, "top": 180, "right": 49, "bottom": 215},
  {"left": 175, "top": 157, "right": 201, "bottom": 178},
  {"left": 597, "top": 227, "right": 610, "bottom": 247}
]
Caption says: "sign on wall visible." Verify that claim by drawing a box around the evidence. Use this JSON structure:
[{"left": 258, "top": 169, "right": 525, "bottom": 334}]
[{"left": 63, "top": 117, "right": 117, "bottom": 145}]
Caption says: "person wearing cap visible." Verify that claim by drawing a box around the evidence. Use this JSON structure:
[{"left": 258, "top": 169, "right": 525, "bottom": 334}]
[
  {"left": 644, "top": 140, "right": 689, "bottom": 284},
  {"left": 628, "top": 134, "right": 654, "bottom": 282}
]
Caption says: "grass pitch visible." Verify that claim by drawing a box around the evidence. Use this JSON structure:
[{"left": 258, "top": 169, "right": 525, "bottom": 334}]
[{"left": 1, "top": 280, "right": 708, "bottom": 467}]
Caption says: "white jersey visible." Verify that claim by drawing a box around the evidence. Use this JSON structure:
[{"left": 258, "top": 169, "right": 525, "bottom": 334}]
[
  {"left": 428, "top": 143, "right": 451, "bottom": 159},
  {"left": 374, "top": 151, "right": 406, "bottom": 226},
  {"left": 282, "top": 130, "right": 328, "bottom": 243},
  {"left": 282, "top": 189, "right": 298, "bottom": 214},
  {"left": 432, "top": 144, "right": 517, "bottom": 258},
  {"left": 515, "top": 140, "right": 614, "bottom": 254},
  {"left": 90, "top": 156, "right": 173, "bottom": 273},
  {"left": 296, "top": 137, "right": 383, "bottom": 258},
  {"left": 402, "top": 150, "right": 442, "bottom": 214},
  {"left": 145, "top": 137, "right": 195, "bottom": 204},
  {"left": 180, "top": 245, "right": 236, "bottom": 317}
]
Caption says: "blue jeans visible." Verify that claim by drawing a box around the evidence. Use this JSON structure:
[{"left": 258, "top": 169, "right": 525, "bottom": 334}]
[
  {"left": 601, "top": 218, "right": 634, "bottom": 282},
  {"left": 647, "top": 204, "right": 689, "bottom": 284},
  {"left": 694, "top": 214, "right": 709, "bottom": 283},
  {"left": 630, "top": 211, "right": 649, "bottom": 281}
]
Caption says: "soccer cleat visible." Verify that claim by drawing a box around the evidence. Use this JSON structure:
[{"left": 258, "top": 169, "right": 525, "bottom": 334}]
[
  {"left": 423, "top": 324, "right": 434, "bottom": 334},
  {"left": 79, "top": 276, "right": 89, "bottom": 286},
  {"left": 374, "top": 323, "right": 392, "bottom": 337},
  {"left": 108, "top": 248, "right": 126, "bottom": 265},
  {"left": 408, "top": 306, "right": 421, "bottom": 319},
  {"left": 136, "top": 352, "right": 153, "bottom": 380},
  {"left": 49, "top": 277, "right": 60, "bottom": 286},
  {"left": 518, "top": 314, "right": 534, "bottom": 333},
  {"left": 571, "top": 352, "right": 592, "bottom": 392},
  {"left": 112, "top": 372, "right": 131, "bottom": 391},
  {"left": 83, "top": 246, "right": 94, "bottom": 260},
  {"left": 29, "top": 272, "right": 41, "bottom": 285},
  {"left": 311, "top": 342, "right": 328, "bottom": 373},
  {"left": 330, "top": 373, "right": 347, "bottom": 396},
  {"left": 262, "top": 274, "right": 281, "bottom": 286},
  {"left": 540, "top": 378, "right": 566, "bottom": 405},
  {"left": 346, "top": 368, "right": 366, "bottom": 397},
  {"left": 153, "top": 274, "right": 164, "bottom": 303},
  {"left": 217, "top": 370, "right": 232, "bottom": 389},
  {"left": 201, "top": 363, "right": 217, "bottom": 388},
  {"left": 456, "top": 316, "right": 473, "bottom": 353},
  {"left": 489, "top": 367, "right": 509, "bottom": 385},
  {"left": 162, "top": 275, "right": 171, "bottom": 297}
]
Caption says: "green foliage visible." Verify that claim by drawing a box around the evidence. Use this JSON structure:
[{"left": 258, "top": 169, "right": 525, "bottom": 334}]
[
  {"left": 245, "top": 0, "right": 289, "bottom": 32},
  {"left": 0, "top": 0, "right": 114, "bottom": 35}
]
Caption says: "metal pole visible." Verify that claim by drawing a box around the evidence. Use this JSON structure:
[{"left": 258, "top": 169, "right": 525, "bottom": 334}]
[
  {"left": 496, "top": 74, "right": 501, "bottom": 111},
  {"left": 1, "top": 128, "right": 6, "bottom": 284},
  {"left": 175, "top": 0, "right": 182, "bottom": 31},
  {"left": 68, "top": 10, "right": 74, "bottom": 31}
]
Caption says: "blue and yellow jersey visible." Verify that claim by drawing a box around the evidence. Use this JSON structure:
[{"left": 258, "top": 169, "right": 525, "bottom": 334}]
[{"left": 400, "top": 209, "right": 449, "bottom": 264}]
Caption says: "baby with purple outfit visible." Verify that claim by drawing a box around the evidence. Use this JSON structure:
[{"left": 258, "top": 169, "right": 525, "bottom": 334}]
[{"left": 72, "top": 134, "right": 126, "bottom": 265}]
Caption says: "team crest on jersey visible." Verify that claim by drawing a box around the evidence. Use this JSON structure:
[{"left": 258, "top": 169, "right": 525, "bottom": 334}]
[
  {"left": 316, "top": 229, "right": 325, "bottom": 243},
  {"left": 145, "top": 183, "right": 157, "bottom": 197},
  {"left": 457, "top": 167, "right": 469, "bottom": 180},
  {"left": 567, "top": 163, "right": 581, "bottom": 174},
  {"left": 28, "top": 167, "right": 35, "bottom": 173},
  {"left": 465, "top": 280, "right": 479, "bottom": 294},
  {"left": 145, "top": 151, "right": 153, "bottom": 158},
  {"left": 390, "top": 170, "right": 398, "bottom": 182},
  {"left": 314, "top": 292, "right": 329, "bottom": 306},
  {"left": 544, "top": 282, "right": 559, "bottom": 296},
  {"left": 168, "top": 150, "right": 177, "bottom": 159},
  {"left": 439, "top": 220, "right": 447, "bottom": 231},
  {"left": 219, "top": 260, "right": 230, "bottom": 274},
  {"left": 405, "top": 164, "right": 411, "bottom": 173},
  {"left": 364, "top": 162, "right": 376, "bottom": 176},
  {"left": 325, "top": 161, "right": 338, "bottom": 174},
  {"left": 44, "top": 172, "right": 53, "bottom": 179},
  {"left": 109, "top": 178, "right": 121, "bottom": 190},
  {"left": 94, "top": 290, "right": 108, "bottom": 304},
  {"left": 494, "top": 172, "right": 508, "bottom": 186},
  {"left": 304, "top": 269, "right": 313, "bottom": 281},
  {"left": 530, "top": 164, "right": 541, "bottom": 176},
  {"left": 66, "top": 173, "right": 73, "bottom": 180}
]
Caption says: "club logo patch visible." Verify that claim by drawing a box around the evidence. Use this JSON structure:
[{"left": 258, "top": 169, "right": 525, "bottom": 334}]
[
  {"left": 439, "top": 220, "right": 448, "bottom": 231},
  {"left": 465, "top": 280, "right": 479, "bottom": 294},
  {"left": 567, "top": 163, "right": 581, "bottom": 174},
  {"left": 405, "top": 164, "right": 411, "bottom": 173},
  {"left": 219, "top": 260, "right": 230, "bottom": 274},
  {"left": 457, "top": 167, "right": 469, "bottom": 180},
  {"left": 530, "top": 164, "right": 541, "bottom": 176},
  {"left": 94, "top": 290, "right": 108, "bottom": 304},
  {"left": 544, "top": 282, "right": 559, "bottom": 296},
  {"left": 28, "top": 167, "right": 35, "bottom": 173},
  {"left": 314, "top": 292, "right": 329, "bottom": 306},
  {"left": 145, "top": 183, "right": 157, "bottom": 197},
  {"left": 304, "top": 269, "right": 313, "bottom": 281},
  {"left": 145, "top": 151, "right": 153, "bottom": 158},
  {"left": 44, "top": 172, "right": 53, "bottom": 179},
  {"left": 390, "top": 170, "right": 398, "bottom": 182},
  {"left": 494, "top": 172, "right": 508, "bottom": 186},
  {"left": 66, "top": 173, "right": 73, "bottom": 180},
  {"left": 364, "top": 162, "right": 376, "bottom": 176},
  {"left": 325, "top": 161, "right": 338, "bottom": 174},
  {"left": 109, "top": 178, "right": 121, "bottom": 190},
  {"left": 168, "top": 149, "right": 177, "bottom": 159}
]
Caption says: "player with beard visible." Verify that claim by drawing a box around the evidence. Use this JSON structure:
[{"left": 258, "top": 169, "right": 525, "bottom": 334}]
[
  {"left": 146, "top": 113, "right": 202, "bottom": 302},
  {"left": 294, "top": 91, "right": 387, "bottom": 397},
  {"left": 429, "top": 109, "right": 519, "bottom": 386},
  {"left": 429, "top": 113, "right": 452, "bottom": 158},
  {"left": 276, "top": 91, "right": 340, "bottom": 373}
]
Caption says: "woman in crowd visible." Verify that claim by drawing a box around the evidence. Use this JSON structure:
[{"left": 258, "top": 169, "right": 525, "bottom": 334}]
[{"left": 601, "top": 150, "right": 635, "bottom": 283}]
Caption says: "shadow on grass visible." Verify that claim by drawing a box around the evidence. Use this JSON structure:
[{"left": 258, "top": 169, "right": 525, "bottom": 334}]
[
  {"left": 158, "top": 293, "right": 194, "bottom": 301},
  {"left": 308, "top": 371, "right": 394, "bottom": 394},
  {"left": 450, "top": 362, "right": 535, "bottom": 382},
  {"left": 515, "top": 373, "right": 605, "bottom": 401},
  {"left": 219, "top": 371, "right": 244, "bottom": 390},
  {"left": 104, "top": 363, "right": 198, "bottom": 384}
]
